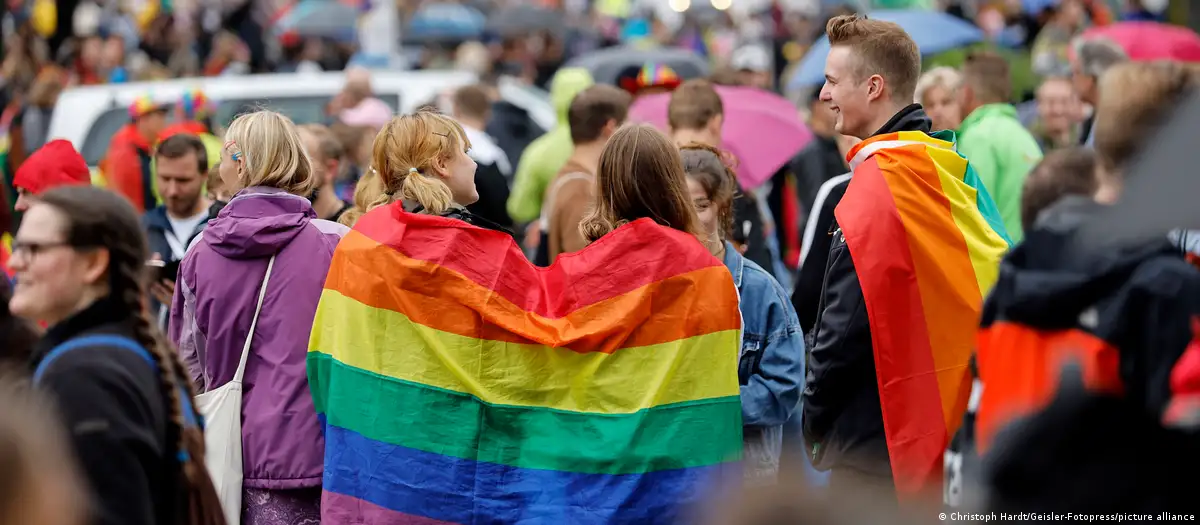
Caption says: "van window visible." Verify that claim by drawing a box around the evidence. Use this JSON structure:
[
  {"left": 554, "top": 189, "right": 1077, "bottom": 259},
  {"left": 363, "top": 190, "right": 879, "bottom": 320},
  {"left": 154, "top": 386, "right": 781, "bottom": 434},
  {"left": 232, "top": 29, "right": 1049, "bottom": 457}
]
[{"left": 79, "top": 94, "right": 401, "bottom": 166}]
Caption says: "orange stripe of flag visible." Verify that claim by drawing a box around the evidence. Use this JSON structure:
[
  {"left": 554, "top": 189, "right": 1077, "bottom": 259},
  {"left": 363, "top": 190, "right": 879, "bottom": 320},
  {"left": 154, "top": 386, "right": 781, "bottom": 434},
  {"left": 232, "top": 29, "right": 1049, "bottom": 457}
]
[
  {"left": 327, "top": 230, "right": 742, "bottom": 352},
  {"left": 353, "top": 208, "right": 726, "bottom": 317}
]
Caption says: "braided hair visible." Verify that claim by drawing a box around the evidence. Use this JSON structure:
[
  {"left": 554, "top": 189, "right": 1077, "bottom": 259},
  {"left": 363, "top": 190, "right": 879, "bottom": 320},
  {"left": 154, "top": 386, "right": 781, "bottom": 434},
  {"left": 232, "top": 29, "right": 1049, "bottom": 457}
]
[{"left": 36, "top": 186, "right": 226, "bottom": 525}]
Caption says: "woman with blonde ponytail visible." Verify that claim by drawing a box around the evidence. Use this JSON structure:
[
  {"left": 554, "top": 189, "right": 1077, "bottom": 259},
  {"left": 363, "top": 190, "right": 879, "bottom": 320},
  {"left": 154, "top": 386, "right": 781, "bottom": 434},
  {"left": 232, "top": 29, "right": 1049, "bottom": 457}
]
[
  {"left": 340, "top": 111, "right": 508, "bottom": 232},
  {"left": 9, "top": 186, "right": 226, "bottom": 525},
  {"left": 169, "top": 110, "right": 349, "bottom": 523}
]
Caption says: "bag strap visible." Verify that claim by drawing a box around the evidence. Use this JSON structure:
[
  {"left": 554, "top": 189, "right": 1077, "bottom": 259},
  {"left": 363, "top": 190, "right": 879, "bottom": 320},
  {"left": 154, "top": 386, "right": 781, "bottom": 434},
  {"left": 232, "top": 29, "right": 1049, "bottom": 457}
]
[
  {"left": 540, "top": 171, "right": 593, "bottom": 227},
  {"left": 35, "top": 334, "right": 202, "bottom": 430},
  {"left": 233, "top": 255, "right": 275, "bottom": 384}
]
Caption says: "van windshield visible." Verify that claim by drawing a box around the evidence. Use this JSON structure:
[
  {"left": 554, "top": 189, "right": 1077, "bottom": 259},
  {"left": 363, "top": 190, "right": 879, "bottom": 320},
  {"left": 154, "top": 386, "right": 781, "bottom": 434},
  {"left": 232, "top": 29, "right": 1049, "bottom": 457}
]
[{"left": 80, "top": 94, "right": 400, "bottom": 166}]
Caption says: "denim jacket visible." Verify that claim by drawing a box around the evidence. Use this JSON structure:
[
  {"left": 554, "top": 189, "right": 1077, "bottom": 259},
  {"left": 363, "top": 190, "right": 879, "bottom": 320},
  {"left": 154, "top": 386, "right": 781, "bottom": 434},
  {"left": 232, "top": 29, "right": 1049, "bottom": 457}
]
[{"left": 723, "top": 242, "right": 806, "bottom": 483}]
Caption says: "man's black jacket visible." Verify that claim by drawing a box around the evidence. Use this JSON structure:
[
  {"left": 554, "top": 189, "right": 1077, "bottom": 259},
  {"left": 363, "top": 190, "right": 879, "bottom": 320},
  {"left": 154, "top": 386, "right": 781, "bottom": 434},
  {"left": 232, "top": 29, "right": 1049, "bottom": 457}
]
[{"left": 802, "top": 104, "right": 932, "bottom": 477}]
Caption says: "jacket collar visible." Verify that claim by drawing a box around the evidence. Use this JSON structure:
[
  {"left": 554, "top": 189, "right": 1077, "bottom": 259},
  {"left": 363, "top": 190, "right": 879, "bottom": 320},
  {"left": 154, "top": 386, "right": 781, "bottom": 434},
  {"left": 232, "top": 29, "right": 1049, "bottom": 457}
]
[
  {"left": 869, "top": 103, "right": 932, "bottom": 138},
  {"left": 144, "top": 205, "right": 211, "bottom": 231},
  {"left": 722, "top": 241, "right": 744, "bottom": 288},
  {"left": 846, "top": 129, "right": 958, "bottom": 170},
  {"left": 33, "top": 295, "right": 132, "bottom": 363}
]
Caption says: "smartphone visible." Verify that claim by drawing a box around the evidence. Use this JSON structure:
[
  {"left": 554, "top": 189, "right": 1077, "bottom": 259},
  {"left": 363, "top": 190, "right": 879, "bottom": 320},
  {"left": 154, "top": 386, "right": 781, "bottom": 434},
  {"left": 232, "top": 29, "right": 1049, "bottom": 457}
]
[{"left": 145, "top": 259, "right": 181, "bottom": 281}]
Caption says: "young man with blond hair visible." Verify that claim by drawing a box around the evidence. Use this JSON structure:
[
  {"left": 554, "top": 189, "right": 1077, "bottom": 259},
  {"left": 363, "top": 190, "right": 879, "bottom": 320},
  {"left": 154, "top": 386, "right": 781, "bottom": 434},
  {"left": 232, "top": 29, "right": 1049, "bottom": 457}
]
[{"left": 803, "top": 14, "right": 1009, "bottom": 499}]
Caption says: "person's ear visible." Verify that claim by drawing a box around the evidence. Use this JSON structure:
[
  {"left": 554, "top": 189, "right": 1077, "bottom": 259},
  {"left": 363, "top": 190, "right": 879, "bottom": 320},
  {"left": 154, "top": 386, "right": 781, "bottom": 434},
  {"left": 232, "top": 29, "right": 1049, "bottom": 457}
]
[
  {"left": 325, "top": 158, "right": 340, "bottom": 183},
  {"left": 80, "top": 247, "right": 110, "bottom": 287},
  {"left": 602, "top": 119, "right": 618, "bottom": 138},
  {"left": 866, "top": 74, "right": 885, "bottom": 102},
  {"left": 707, "top": 114, "right": 724, "bottom": 135},
  {"left": 431, "top": 155, "right": 450, "bottom": 178}
]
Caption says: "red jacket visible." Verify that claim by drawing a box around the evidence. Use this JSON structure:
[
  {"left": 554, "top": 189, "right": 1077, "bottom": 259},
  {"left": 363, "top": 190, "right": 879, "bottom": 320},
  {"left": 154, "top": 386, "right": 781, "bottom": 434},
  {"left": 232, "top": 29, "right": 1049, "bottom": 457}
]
[{"left": 102, "top": 124, "right": 155, "bottom": 211}]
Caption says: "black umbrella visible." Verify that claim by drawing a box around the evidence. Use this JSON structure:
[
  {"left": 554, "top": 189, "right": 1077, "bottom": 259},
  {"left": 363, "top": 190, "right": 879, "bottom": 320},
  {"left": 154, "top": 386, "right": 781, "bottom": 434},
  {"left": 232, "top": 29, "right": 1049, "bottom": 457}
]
[
  {"left": 485, "top": 5, "right": 561, "bottom": 37},
  {"left": 1078, "top": 90, "right": 1200, "bottom": 250},
  {"left": 565, "top": 46, "right": 710, "bottom": 86}
]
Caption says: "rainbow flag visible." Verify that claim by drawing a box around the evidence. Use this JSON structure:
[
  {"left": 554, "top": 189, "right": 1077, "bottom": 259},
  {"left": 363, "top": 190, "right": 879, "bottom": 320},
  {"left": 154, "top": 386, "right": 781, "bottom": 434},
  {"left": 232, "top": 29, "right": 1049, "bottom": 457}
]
[
  {"left": 834, "top": 130, "right": 1010, "bottom": 496},
  {"left": 307, "top": 205, "right": 744, "bottom": 524}
]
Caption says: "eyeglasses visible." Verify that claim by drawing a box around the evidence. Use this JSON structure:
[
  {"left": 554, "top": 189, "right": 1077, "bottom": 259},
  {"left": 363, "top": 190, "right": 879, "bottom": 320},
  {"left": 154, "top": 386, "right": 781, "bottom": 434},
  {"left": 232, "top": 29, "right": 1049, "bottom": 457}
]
[{"left": 9, "top": 240, "right": 73, "bottom": 262}]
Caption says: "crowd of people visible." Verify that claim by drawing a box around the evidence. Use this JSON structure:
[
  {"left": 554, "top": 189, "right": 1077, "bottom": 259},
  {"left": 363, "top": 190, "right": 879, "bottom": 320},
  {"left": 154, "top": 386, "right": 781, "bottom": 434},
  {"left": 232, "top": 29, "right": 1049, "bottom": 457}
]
[{"left": 1, "top": 0, "right": 1200, "bottom": 524}]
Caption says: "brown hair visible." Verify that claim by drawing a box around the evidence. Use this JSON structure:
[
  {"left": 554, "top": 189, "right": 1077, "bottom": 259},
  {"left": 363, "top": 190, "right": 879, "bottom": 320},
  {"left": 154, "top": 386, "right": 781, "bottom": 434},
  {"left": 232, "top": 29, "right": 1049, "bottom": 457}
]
[
  {"left": 1021, "top": 148, "right": 1098, "bottom": 231},
  {"left": 155, "top": 133, "right": 209, "bottom": 175},
  {"left": 708, "top": 67, "right": 742, "bottom": 87},
  {"left": 568, "top": 85, "right": 633, "bottom": 144},
  {"left": 668, "top": 79, "right": 724, "bottom": 131},
  {"left": 680, "top": 143, "right": 738, "bottom": 239},
  {"left": 825, "top": 14, "right": 921, "bottom": 102},
  {"left": 1095, "top": 61, "right": 1200, "bottom": 176},
  {"left": 344, "top": 111, "right": 471, "bottom": 222},
  {"left": 451, "top": 84, "right": 493, "bottom": 123},
  {"left": 205, "top": 163, "right": 223, "bottom": 200},
  {"left": 962, "top": 50, "right": 1012, "bottom": 103},
  {"left": 0, "top": 379, "right": 85, "bottom": 525},
  {"left": 298, "top": 124, "right": 345, "bottom": 164},
  {"left": 580, "top": 124, "right": 702, "bottom": 241},
  {"left": 35, "top": 186, "right": 225, "bottom": 525},
  {"left": 0, "top": 279, "right": 38, "bottom": 371},
  {"left": 27, "top": 66, "right": 66, "bottom": 108}
]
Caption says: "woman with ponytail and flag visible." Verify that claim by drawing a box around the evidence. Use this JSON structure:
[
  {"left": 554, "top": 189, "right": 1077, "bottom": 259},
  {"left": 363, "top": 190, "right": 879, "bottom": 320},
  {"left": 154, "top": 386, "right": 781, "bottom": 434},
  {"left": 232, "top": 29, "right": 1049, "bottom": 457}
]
[
  {"left": 801, "top": 14, "right": 1010, "bottom": 502},
  {"left": 308, "top": 116, "right": 743, "bottom": 523}
]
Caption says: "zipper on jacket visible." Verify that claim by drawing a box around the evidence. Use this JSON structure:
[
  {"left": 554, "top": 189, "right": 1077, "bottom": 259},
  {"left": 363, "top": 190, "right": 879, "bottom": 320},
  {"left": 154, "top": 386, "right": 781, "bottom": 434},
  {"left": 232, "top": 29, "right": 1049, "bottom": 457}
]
[{"left": 807, "top": 226, "right": 842, "bottom": 363}]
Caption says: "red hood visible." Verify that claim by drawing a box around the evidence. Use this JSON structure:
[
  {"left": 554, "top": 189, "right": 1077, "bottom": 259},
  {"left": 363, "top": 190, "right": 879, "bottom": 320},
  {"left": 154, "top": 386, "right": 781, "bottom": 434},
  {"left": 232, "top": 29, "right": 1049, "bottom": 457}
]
[{"left": 13, "top": 139, "right": 91, "bottom": 194}]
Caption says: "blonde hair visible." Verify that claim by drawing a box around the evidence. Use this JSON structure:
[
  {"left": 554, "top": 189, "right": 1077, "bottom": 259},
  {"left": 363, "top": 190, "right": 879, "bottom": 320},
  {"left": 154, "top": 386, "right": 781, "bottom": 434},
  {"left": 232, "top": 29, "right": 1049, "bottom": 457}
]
[
  {"left": 338, "top": 167, "right": 382, "bottom": 227},
  {"left": 224, "top": 110, "right": 316, "bottom": 196},
  {"left": 914, "top": 66, "right": 962, "bottom": 104},
  {"left": 347, "top": 111, "right": 471, "bottom": 220},
  {"left": 826, "top": 14, "right": 921, "bottom": 102},
  {"left": 1095, "top": 61, "right": 1200, "bottom": 176}
]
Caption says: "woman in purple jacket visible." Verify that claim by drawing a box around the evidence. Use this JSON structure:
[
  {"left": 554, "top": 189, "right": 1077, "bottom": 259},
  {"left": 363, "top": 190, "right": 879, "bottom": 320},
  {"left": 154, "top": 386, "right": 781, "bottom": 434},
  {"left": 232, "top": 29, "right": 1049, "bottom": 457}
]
[{"left": 169, "top": 110, "right": 349, "bottom": 524}]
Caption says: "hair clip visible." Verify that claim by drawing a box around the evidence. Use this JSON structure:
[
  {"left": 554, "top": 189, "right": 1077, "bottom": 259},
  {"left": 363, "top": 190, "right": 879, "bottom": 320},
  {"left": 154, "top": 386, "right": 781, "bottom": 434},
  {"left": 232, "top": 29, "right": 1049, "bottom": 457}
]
[
  {"left": 409, "top": 167, "right": 419, "bottom": 175},
  {"left": 224, "top": 140, "right": 243, "bottom": 162}
]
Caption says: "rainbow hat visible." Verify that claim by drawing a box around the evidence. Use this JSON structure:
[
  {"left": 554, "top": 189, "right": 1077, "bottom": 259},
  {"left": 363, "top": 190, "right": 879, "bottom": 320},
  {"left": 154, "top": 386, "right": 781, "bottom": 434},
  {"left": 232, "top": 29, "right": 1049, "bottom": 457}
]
[
  {"left": 128, "top": 95, "right": 168, "bottom": 120},
  {"left": 618, "top": 62, "right": 682, "bottom": 94},
  {"left": 177, "top": 89, "right": 216, "bottom": 121}
]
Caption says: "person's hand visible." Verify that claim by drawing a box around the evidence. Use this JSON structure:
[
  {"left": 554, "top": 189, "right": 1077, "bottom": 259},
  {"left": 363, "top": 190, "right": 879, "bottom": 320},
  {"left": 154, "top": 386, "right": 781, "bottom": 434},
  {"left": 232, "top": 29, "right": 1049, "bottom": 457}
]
[
  {"left": 151, "top": 279, "right": 175, "bottom": 306},
  {"left": 523, "top": 222, "right": 542, "bottom": 250}
]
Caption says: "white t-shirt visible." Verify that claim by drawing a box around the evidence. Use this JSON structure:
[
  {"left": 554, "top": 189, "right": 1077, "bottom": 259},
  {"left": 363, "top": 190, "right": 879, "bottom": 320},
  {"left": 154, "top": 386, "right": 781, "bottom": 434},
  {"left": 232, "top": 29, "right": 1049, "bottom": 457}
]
[{"left": 166, "top": 210, "right": 208, "bottom": 261}]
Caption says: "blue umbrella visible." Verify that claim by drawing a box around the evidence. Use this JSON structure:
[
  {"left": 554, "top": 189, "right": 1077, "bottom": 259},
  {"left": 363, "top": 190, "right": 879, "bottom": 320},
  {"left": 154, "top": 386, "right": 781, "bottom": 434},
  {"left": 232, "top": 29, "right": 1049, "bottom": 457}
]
[
  {"left": 406, "top": 3, "right": 485, "bottom": 42},
  {"left": 276, "top": 1, "right": 360, "bottom": 42},
  {"left": 787, "top": 10, "right": 984, "bottom": 90}
]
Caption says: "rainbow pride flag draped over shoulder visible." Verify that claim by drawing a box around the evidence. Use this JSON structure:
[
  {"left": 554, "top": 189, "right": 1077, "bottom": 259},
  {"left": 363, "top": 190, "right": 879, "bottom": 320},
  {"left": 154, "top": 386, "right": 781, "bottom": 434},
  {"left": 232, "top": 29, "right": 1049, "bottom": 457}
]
[
  {"left": 307, "top": 204, "right": 744, "bottom": 524},
  {"left": 835, "top": 130, "right": 1011, "bottom": 497}
]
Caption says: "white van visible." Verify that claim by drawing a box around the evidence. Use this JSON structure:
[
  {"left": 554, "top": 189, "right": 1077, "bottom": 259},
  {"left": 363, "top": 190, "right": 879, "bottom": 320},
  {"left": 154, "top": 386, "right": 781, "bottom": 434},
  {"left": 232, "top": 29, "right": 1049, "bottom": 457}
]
[{"left": 47, "top": 71, "right": 555, "bottom": 167}]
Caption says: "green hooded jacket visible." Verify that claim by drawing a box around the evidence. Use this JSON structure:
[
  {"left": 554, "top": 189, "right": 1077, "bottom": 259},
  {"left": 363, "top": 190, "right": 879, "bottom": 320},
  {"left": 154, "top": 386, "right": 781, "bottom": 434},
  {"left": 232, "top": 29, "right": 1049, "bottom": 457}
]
[
  {"left": 506, "top": 68, "right": 595, "bottom": 223},
  {"left": 957, "top": 103, "right": 1043, "bottom": 244}
]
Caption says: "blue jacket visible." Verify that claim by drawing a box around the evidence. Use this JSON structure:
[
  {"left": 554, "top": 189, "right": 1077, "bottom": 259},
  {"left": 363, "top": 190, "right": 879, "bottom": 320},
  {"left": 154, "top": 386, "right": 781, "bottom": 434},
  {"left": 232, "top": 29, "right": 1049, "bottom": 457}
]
[
  {"left": 723, "top": 242, "right": 805, "bottom": 482},
  {"left": 143, "top": 206, "right": 211, "bottom": 266}
]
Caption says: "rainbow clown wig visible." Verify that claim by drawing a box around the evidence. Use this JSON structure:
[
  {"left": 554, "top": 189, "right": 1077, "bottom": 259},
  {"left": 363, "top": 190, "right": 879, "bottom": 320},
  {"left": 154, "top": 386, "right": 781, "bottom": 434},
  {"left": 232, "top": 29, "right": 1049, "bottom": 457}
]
[{"left": 617, "top": 63, "right": 682, "bottom": 95}]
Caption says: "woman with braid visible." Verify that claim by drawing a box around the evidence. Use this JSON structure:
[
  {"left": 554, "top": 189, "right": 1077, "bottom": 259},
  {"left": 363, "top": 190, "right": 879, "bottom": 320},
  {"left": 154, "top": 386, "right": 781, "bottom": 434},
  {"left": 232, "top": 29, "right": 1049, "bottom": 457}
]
[{"left": 7, "top": 186, "right": 225, "bottom": 525}]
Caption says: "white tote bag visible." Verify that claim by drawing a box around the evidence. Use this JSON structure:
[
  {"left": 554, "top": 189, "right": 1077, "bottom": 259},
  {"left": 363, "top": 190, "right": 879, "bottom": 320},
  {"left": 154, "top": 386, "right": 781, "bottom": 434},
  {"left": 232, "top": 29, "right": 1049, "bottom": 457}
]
[{"left": 196, "top": 255, "right": 275, "bottom": 525}]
